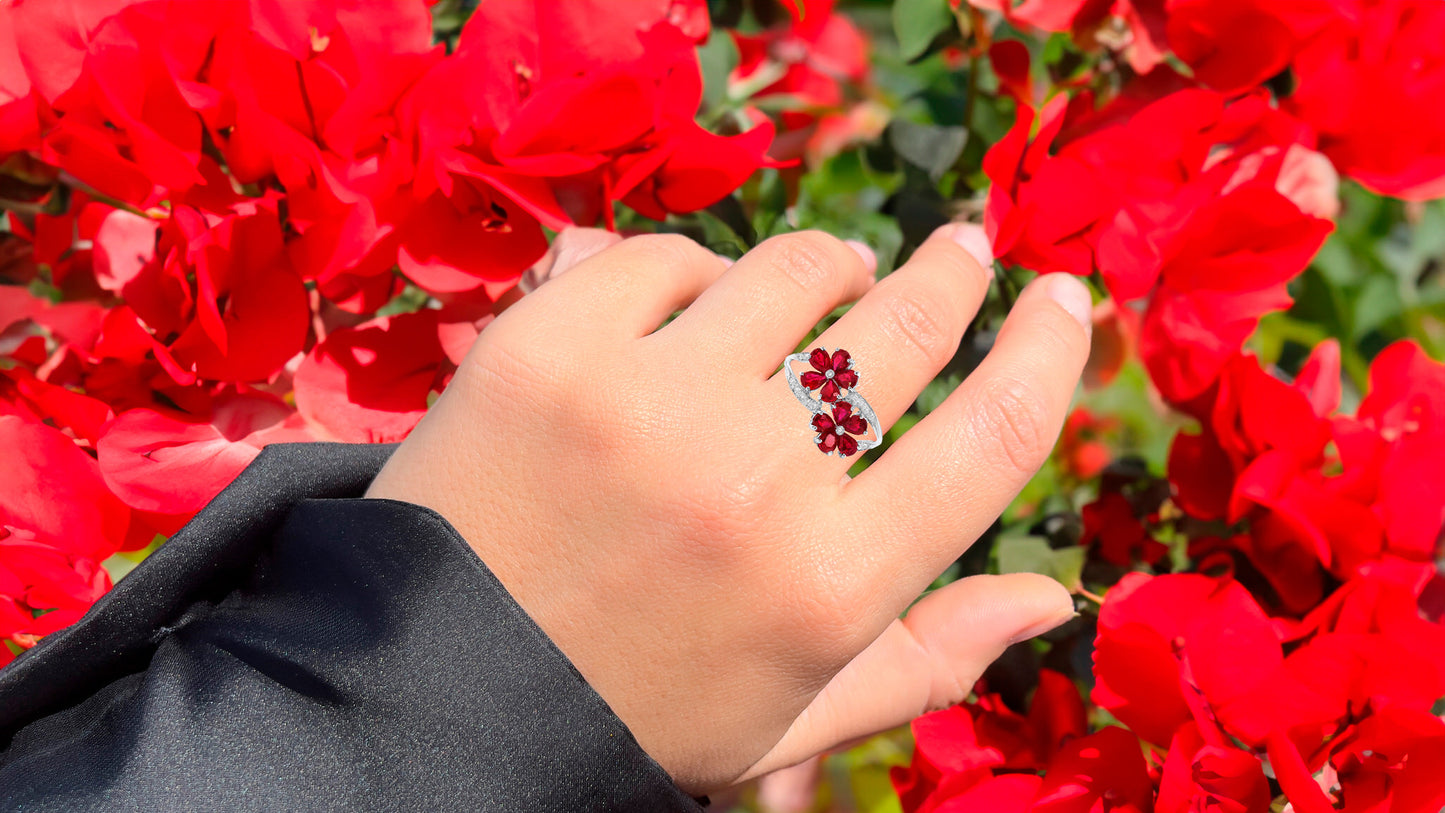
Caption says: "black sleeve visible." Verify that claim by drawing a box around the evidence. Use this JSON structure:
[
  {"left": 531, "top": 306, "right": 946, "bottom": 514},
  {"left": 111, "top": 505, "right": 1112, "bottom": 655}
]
[{"left": 0, "top": 442, "right": 703, "bottom": 812}]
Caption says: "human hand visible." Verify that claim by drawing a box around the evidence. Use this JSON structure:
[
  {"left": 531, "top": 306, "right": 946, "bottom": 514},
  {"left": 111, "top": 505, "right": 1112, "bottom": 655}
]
[{"left": 365, "top": 225, "right": 1092, "bottom": 794}]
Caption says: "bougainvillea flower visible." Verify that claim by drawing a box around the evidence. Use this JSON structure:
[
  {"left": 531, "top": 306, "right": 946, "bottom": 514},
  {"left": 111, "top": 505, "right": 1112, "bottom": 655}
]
[
  {"left": 0, "top": 525, "right": 112, "bottom": 647},
  {"left": 1288, "top": 0, "right": 1445, "bottom": 200},
  {"left": 1329, "top": 707, "right": 1445, "bottom": 813},
  {"left": 1031, "top": 726, "right": 1153, "bottom": 813},
  {"left": 1092, "top": 573, "right": 1287, "bottom": 748},
  {"left": 97, "top": 390, "right": 314, "bottom": 530},
  {"left": 1080, "top": 493, "right": 1166, "bottom": 567},
  {"left": 1156, "top": 722, "right": 1270, "bottom": 813},
  {"left": 800, "top": 347, "right": 858, "bottom": 402},
  {"left": 983, "top": 93, "right": 1110, "bottom": 277},
  {"left": 112, "top": 202, "right": 310, "bottom": 385},
  {"left": 970, "top": 0, "right": 1338, "bottom": 93},
  {"left": 732, "top": 0, "right": 869, "bottom": 111},
  {"left": 1138, "top": 186, "right": 1332, "bottom": 405},
  {"left": 442, "top": 0, "right": 772, "bottom": 228},
  {"left": 1330, "top": 340, "right": 1445, "bottom": 566},
  {"left": 292, "top": 309, "right": 448, "bottom": 443},
  {"left": 890, "top": 670, "right": 1088, "bottom": 812},
  {"left": 0, "top": 415, "right": 135, "bottom": 559},
  {"left": 812, "top": 400, "right": 868, "bottom": 456}
]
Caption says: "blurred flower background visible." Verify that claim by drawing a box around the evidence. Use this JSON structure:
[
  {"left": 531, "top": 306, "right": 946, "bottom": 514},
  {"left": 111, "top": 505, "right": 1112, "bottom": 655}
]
[{"left": 3, "top": 0, "right": 1444, "bottom": 810}]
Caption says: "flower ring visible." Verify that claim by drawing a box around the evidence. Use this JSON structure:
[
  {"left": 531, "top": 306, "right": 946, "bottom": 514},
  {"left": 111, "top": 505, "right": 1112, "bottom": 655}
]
[{"left": 784, "top": 346, "right": 882, "bottom": 458}]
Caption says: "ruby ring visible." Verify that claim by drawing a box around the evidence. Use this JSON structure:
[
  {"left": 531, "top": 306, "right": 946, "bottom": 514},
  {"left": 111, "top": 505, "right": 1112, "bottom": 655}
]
[{"left": 784, "top": 347, "right": 882, "bottom": 458}]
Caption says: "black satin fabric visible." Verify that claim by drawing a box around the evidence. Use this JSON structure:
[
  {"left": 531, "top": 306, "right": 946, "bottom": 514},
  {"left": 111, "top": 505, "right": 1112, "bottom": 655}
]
[{"left": 0, "top": 443, "right": 700, "bottom": 812}]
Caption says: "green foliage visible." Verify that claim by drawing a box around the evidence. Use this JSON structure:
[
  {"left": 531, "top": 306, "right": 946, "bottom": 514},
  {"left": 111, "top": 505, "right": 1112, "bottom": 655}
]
[{"left": 892, "top": 0, "right": 958, "bottom": 62}]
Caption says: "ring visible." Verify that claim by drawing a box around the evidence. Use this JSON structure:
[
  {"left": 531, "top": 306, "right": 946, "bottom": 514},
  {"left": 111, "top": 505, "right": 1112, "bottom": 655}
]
[{"left": 784, "top": 347, "right": 882, "bottom": 458}]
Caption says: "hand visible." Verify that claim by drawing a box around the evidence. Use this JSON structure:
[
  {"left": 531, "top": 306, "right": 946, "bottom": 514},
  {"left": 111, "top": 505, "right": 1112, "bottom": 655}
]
[{"left": 365, "top": 225, "right": 1092, "bottom": 794}]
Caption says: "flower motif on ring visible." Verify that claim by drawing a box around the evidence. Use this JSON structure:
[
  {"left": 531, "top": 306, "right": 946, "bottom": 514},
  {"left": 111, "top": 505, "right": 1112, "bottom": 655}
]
[
  {"left": 800, "top": 347, "right": 858, "bottom": 402},
  {"left": 812, "top": 401, "right": 869, "bottom": 457}
]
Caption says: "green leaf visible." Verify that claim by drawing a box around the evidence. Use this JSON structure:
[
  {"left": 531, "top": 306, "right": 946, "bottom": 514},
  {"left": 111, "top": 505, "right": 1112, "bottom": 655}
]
[
  {"left": 888, "top": 119, "right": 968, "bottom": 183},
  {"left": 995, "top": 535, "right": 1087, "bottom": 589},
  {"left": 696, "top": 31, "right": 738, "bottom": 116},
  {"left": 893, "top": 0, "right": 956, "bottom": 62},
  {"left": 1352, "top": 273, "right": 1404, "bottom": 339}
]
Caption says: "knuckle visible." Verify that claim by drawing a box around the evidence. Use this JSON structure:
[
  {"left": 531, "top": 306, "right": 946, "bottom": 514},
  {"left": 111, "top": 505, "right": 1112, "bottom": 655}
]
[
  {"left": 877, "top": 282, "right": 959, "bottom": 368},
  {"left": 762, "top": 231, "right": 852, "bottom": 297},
  {"left": 974, "top": 374, "right": 1056, "bottom": 477},
  {"left": 624, "top": 233, "right": 711, "bottom": 273}
]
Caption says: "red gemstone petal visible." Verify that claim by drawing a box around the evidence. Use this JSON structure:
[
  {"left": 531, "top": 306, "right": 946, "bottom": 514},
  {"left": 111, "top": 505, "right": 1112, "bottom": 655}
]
[
  {"left": 812, "top": 413, "right": 835, "bottom": 432},
  {"left": 800, "top": 371, "right": 827, "bottom": 389},
  {"left": 809, "top": 347, "right": 831, "bottom": 372},
  {"left": 837, "top": 434, "right": 859, "bottom": 456},
  {"left": 818, "top": 431, "right": 838, "bottom": 453},
  {"left": 830, "top": 349, "right": 851, "bottom": 372},
  {"left": 819, "top": 380, "right": 841, "bottom": 402},
  {"left": 834, "top": 369, "right": 859, "bottom": 389},
  {"left": 832, "top": 401, "right": 852, "bottom": 422},
  {"left": 843, "top": 415, "right": 868, "bottom": 435}
]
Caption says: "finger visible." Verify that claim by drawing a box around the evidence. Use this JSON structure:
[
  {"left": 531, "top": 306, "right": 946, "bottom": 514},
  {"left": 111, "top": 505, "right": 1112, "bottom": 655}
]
[
  {"left": 525, "top": 232, "right": 731, "bottom": 338},
  {"left": 525, "top": 227, "right": 625, "bottom": 290},
  {"left": 850, "top": 273, "right": 1093, "bottom": 589},
  {"left": 737, "top": 573, "right": 1075, "bottom": 781},
  {"left": 493, "top": 228, "right": 624, "bottom": 312},
  {"left": 660, "top": 231, "right": 876, "bottom": 376},
  {"left": 771, "top": 224, "right": 993, "bottom": 452}
]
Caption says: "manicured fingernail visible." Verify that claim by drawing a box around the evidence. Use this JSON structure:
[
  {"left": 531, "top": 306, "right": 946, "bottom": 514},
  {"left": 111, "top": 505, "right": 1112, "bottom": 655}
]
[
  {"left": 844, "top": 239, "right": 878, "bottom": 274},
  {"left": 1009, "top": 609, "right": 1080, "bottom": 646},
  {"left": 1046, "top": 273, "right": 1093, "bottom": 330},
  {"left": 944, "top": 222, "right": 994, "bottom": 275}
]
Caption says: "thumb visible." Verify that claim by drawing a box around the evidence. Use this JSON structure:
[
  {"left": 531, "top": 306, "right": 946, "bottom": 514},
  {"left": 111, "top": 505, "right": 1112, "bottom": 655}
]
[{"left": 737, "top": 573, "right": 1075, "bottom": 782}]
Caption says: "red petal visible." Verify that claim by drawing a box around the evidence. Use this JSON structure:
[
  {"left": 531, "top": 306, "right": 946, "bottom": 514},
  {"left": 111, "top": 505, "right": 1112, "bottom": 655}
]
[
  {"left": 832, "top": 401, "right": 853, "bottom": 422},
  {"left": 834, "top": 369, "right": 859, "bottom": 389},
  {"left": 843, "top": 415, "right": 868, "bottom": 435},
  {"left": 292, "top": 310, "right": 448, "bottom": 443},
  {"left": 830, "top": 348, "right": 851, "bottom": 372},
  {"left": 809, "top": 347, "right": 830, "bottom": 372},
  {"left": 819, "top": 379, "right": 841, "bottom": 402},
  {"left": 837, "top": 434, "right": 859, "bottom": 456},
  {"left": 800, "top": 371, "right": 826, "bottom": 389},
  {"left": 817, "top": 431, "right": 838, "bottom": 453},
  {"left": 812, "top": 413, "right": 835, "bottom": 432}
]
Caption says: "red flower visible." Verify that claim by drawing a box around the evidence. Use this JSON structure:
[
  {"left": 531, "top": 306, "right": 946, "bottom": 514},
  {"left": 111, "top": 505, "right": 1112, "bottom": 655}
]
[
  {"left": 1329, "top": 708, "right": 1445, "bottom": 813},
  {"left": 1288, "top": 0, "right": 1445, "bottom": 200},
  {"left": 1092, "top": 573, "right": 1287, "bottom": 749},
  {"left": 891, "top": 670, "right": 1087, "bottom": 813},
  {"left": 1137, "top": 186, "right": 1332, "bottom": 405},
  {"left": 103, "top": 202, "right": 310, "bottom": 386},
  {"left": 970, "top": 0, "right": 1339, "bottom": 93},
  {"left": 96, "top": 390, "right": 314, "bottom": 532},
  {"left": 733, "top": 0, "right": 868, "bottom": 111},
  {"left": 1031, "top": 726, "right": 1154, "bottom": 813},
  {"left": 0, "top": 414, "right": 138, "bottom": 649},
  {"left": 799, "top": 347, "right": 858, "bottom": 402},
  {"left": 1157, "top": 722, "right": 1270, "bottom": 813},
  {"left": 1080, "top": 493, "right": 1166, "bottom": 567},
  {"left": 292, "top": 309, "right": 449, "bottom": 443},
  {"left": 811, "top": 400, "right": 868, "bottom": 457}
]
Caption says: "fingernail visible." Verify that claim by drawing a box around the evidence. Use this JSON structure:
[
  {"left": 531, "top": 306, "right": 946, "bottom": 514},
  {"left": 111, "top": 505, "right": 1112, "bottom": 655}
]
[
  {"left": 844, "top": 239, "right": 878, "bottom": 275},
  {"left": 1046, "top": 273, "right": 1093, "bottom": 330},
  {"left": 943, "top": 223, "right": 994, "bottom": 275},
  {"left": 1009, "top": 609, "right": 1080, "bottom": 646}
]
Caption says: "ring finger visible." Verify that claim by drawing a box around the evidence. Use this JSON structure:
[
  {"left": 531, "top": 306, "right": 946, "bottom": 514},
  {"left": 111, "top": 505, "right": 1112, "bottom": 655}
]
[{"left": 768, "top": 223, "right": 994, "bottom": 462}]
